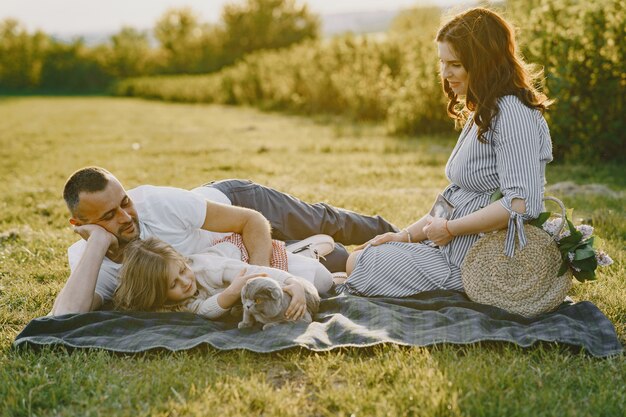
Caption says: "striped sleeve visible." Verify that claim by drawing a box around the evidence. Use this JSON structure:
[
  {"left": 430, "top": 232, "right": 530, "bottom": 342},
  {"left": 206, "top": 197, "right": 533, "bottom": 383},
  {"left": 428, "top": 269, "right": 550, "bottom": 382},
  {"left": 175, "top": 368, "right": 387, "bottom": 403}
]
[{"left": 493, "top": 98, "right": 544, "bottom": 220}]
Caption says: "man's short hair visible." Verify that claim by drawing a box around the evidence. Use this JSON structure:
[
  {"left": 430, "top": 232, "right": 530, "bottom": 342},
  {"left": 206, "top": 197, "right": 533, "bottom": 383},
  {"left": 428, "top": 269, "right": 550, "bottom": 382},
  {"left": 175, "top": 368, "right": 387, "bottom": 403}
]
[{"left": 63, "top": 167, "right": 112, "bottom": 214}]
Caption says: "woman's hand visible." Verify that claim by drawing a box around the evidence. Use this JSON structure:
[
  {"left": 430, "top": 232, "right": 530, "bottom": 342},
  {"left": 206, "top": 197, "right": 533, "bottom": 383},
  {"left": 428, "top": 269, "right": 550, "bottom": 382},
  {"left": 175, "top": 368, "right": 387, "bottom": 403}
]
[
  {"left": 283, "top": 279, "right": 307, "bottom": 321},
  {"left": 353, "top": 231, "right": 408, "bottom": 251},
  {"left": 423, "top": 216, "right": 454, "bottom": 246}
]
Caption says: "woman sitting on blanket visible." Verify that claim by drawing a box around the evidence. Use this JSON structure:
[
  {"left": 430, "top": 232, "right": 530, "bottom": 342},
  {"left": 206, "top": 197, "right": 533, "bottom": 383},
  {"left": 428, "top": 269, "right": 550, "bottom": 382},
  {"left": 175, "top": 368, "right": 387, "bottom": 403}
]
[
  {"left": 113, "top": 236, "right": 331, "bottom": 320},
  {"left": 338, "top": 7, "right": 553, "bottom": 296}
]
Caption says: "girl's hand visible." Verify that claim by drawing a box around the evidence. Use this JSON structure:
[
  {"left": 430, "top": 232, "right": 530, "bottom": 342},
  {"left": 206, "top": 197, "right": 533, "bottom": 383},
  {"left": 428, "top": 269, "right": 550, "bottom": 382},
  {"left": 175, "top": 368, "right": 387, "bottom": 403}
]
[
  {"left": 353, "top": 231, "right": 408, "bottom": 251},
  {"left": 283, "top": 280, "right": 306, "bottom": 321},
  {"left": 219, "top": 269, "right": 269, "bottom": 310},
  {"left": 230, "top": 269, "right": 268, "bottom": 292},
  {"left": 423, "top": 216, "right": 454, "bottom": 246}
]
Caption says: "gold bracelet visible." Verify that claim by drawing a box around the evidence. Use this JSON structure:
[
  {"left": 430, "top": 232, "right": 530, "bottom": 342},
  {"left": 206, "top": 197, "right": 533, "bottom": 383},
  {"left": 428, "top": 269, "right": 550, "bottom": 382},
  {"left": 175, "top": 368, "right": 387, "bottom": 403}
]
[
  {"left": 402, "top": 228, "right": 412, "bottom": 243},
  {"left": 444, "top": 220, "right": 455, "bottom": 237}
]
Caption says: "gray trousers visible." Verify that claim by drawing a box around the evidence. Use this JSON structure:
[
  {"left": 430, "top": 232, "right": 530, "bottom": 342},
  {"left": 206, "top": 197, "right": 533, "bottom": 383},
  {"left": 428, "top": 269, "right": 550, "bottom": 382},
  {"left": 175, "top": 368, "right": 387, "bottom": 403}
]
[{"left": 206, "top": 179, "right": 399, "bottom": 272}]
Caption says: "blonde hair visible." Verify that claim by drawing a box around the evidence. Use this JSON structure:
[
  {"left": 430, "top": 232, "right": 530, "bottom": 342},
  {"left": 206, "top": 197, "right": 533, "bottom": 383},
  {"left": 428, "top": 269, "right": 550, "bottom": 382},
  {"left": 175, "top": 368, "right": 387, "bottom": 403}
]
[{"left": 114, "top": 237, "right": 188, "bottom": 311}]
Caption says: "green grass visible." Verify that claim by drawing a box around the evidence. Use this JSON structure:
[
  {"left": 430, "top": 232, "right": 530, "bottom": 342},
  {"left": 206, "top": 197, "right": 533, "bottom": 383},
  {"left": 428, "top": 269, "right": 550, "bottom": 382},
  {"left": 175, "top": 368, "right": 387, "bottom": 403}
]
[{"left": 0, "top": 97, "right": 624, "bottom": 417}]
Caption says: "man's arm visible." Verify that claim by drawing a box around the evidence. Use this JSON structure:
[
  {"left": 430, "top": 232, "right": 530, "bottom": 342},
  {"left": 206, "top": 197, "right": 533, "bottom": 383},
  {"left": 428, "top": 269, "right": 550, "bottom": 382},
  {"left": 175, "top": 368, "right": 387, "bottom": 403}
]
[
  {"left": 51, "top": 226, "right": 117, "bottom": 315},
  {"left": 201, "top": 201, "right": 273, "bottom": 266}
]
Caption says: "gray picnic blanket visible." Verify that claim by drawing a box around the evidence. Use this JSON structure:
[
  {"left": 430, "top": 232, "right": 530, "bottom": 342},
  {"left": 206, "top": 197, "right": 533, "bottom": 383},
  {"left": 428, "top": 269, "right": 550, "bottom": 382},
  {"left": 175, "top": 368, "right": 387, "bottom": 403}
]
[{"left": 13, "top": 291, "right": 623, "bottom": 357}]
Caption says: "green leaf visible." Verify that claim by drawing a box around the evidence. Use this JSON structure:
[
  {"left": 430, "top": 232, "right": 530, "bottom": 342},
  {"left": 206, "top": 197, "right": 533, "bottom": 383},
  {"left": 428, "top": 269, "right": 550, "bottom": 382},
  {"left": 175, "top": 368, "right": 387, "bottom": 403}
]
[
  {"left": 572, "top": 256, "right": 598, "bottom": 271},
  {"left": 573, "top": 269, "right": 596, "bottom": 282},
  {"left": 559, "top": 233, "right": 582, "bottom": 247},
  {"left": 490, "top": 189, "right": 503, "bottom": 203},
  {"left": 558, "top": 261, "right": 569, "bottom": 276},
  {"left": 574, "top": 246, "right": 596, "bottom": 260},
  {"left": 558, "top": 238, "right": 581, "bottom": 253},
  {"left": 529, "top": 211, "right": 551, "bottom": 228},
  {"left": 566, "top": 219, "right": 583, "bottom": 240}
]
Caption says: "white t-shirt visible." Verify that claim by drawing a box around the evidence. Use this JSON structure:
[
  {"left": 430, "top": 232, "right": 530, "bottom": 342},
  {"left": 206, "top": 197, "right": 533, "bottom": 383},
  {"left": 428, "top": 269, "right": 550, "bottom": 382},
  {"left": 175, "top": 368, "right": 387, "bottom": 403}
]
[
  {"left": 67, "top": 184, "right": 330, "bottom": 303},
  {"left": 67, "top": 185, "right": 231, "bottom": 302},
  {"left": 190, "top": 185, "right": 231, "bottom": 205}
]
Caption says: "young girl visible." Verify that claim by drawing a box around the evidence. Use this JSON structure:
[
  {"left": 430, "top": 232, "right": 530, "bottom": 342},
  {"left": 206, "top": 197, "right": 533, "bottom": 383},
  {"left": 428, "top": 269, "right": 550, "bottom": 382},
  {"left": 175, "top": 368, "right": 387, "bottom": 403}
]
[
  {"left": 340, "top": 7, "right": 553, "bottom": 296},
  {"left": 114, "top": 237, "right": 331, "bottom": 320}
]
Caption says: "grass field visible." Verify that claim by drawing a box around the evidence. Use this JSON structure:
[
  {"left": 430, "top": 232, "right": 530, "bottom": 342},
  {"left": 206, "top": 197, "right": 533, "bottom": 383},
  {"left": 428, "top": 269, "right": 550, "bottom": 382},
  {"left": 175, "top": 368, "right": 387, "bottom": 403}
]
[{"left": 1, "top": 97, "right": 624, "bottom": 416}]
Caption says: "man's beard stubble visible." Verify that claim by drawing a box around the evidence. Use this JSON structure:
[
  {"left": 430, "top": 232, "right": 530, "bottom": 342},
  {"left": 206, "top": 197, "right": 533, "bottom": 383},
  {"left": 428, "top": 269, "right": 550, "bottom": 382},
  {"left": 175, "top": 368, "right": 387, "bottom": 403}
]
[{"left": 117, "top": 217, "right": 140, "bottom": 244}]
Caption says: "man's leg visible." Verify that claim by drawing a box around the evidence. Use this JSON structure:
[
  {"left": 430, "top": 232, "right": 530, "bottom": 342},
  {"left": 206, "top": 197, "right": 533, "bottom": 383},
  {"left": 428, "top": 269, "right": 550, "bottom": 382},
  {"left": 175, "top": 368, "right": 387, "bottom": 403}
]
[
  {"left": 204, "top": 180, "right": 398, "bottom": 273},
  {"left": 205, "top": 179, "right": 399, "bottom": 245}
]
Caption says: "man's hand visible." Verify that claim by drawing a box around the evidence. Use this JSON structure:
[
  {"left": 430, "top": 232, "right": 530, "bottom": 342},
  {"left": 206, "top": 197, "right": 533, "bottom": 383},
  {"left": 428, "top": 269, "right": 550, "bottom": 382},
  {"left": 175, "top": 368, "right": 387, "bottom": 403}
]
[
  {"left": 202, "top": 201, "right": 272, "bottom": 267},
  {"left": 51, "top": 224, "right": 115, "bottom": 315},
  {"left": 283, "top": 279, "right": 307, "bottom": 321},
  {"left": 73, "top": 224, "right": 120, "bottom": 260}
]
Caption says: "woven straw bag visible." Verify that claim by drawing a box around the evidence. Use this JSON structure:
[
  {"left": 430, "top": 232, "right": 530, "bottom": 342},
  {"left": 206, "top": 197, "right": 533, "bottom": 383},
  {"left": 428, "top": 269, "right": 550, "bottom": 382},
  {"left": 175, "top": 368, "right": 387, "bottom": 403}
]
[{"left": 461, "top": 197, "right": 572, "bottom": 317}]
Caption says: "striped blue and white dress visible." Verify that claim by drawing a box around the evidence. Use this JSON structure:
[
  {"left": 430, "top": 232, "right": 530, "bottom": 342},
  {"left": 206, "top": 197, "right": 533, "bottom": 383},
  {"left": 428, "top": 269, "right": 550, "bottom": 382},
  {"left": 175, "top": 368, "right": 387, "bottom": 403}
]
[{"left": 341, "top": 95, "right": 553, "bottom": 297}]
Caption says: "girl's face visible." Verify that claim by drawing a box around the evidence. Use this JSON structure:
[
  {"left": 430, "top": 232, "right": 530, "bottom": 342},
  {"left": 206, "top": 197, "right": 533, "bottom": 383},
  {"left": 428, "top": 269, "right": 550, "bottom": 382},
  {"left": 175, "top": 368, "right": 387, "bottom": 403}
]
[
  {"left": 166, "top": 260, "right": 197, "bottom": 302},
  {"left": 438, "top": 41, "right": 469, "bottom": 96}
]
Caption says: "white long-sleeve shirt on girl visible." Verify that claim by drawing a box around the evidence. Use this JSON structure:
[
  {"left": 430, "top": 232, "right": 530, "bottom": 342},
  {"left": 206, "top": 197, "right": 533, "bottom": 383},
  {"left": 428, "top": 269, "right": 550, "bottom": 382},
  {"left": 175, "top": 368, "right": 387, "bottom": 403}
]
[{"left": 182, "top": 242, "right": 294, "bottom": 319}]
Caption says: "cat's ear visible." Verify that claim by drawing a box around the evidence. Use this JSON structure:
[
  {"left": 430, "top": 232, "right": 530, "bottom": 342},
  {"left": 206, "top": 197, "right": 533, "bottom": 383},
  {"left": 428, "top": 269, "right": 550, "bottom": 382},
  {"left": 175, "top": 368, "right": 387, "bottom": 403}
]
[{"left": 269, "top": 287, "right": 283, "bottom": 300}]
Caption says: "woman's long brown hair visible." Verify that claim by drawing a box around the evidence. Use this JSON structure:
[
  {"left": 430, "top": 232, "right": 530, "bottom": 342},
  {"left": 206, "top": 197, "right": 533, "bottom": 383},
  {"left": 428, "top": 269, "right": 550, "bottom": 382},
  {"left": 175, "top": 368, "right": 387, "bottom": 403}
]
[{"left": 436, "top": 8, "right": 552, "bottom": 142}]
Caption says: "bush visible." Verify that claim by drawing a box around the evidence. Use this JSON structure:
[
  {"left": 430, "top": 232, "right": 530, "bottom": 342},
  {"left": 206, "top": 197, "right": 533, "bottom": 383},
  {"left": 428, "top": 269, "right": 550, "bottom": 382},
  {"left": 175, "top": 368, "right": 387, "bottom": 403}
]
[
  {"left": 511, "top": 0, "right": 625, "bottom": 162},
  {"left": 39, "top": 41, "right": 112, "bottom": 92},
  {"left": 115, "top": 7, "right": 450, "bottom": 137},
  {"left": 117, "top": 2, "right": 623, "bottom": 162},
  {"left": 0, "top": 19, "right": 48, "bottom": 91}
]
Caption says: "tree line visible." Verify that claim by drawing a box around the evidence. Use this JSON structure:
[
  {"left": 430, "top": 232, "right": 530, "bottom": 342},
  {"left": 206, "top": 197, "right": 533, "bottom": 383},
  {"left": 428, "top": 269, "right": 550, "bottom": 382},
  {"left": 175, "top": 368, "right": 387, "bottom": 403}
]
[
  {"left": 115, "top": 0, "right": 624, "bottom": 162},
  {"left": 1, "top": 0, "right": 623, "bottom": 162},
  {"left": 0, "top": 0, "right": 319, "bottom": 92}
]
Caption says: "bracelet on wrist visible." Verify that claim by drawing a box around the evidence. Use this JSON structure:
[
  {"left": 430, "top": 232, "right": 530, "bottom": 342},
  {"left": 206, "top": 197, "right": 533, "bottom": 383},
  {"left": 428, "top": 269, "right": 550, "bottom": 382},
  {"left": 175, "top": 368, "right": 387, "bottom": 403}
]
[
  {"left": 444, "top": 220, "right": 455, "bottom": 237},
  {"left": 402, "top": 228, "right": 412, "bottom": 243}
]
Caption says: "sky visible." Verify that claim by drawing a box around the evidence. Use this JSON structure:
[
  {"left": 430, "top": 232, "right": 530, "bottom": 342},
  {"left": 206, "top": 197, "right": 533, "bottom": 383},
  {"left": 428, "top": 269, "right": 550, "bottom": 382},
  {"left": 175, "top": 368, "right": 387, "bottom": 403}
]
[{"left": 0, "top": 0, "right": 464, "bottom": 35}]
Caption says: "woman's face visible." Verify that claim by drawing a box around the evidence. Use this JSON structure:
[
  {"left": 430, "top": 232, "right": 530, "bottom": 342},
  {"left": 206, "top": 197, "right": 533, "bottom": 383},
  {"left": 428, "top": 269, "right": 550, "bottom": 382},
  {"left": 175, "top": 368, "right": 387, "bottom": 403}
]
[
  {"left": 438, "top": 41, "right": 469, "bottom": 96},
  {"left": 166, "top": 260, "right": 197, "bottom": 302}
]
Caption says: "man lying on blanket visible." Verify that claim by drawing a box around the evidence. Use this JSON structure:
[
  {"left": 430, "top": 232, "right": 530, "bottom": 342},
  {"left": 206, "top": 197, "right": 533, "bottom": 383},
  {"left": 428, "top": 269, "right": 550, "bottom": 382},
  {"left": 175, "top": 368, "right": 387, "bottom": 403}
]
[{"left": 51, "top": 166, "right": 398, "bottom": 317}]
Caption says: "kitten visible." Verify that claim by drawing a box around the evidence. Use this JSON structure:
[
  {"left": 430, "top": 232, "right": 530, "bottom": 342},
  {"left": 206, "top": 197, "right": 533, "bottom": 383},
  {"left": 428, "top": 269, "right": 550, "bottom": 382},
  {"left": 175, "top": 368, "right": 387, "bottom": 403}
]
[{"left": 238, "top": 276, "right": 320, "bottom": 330}]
